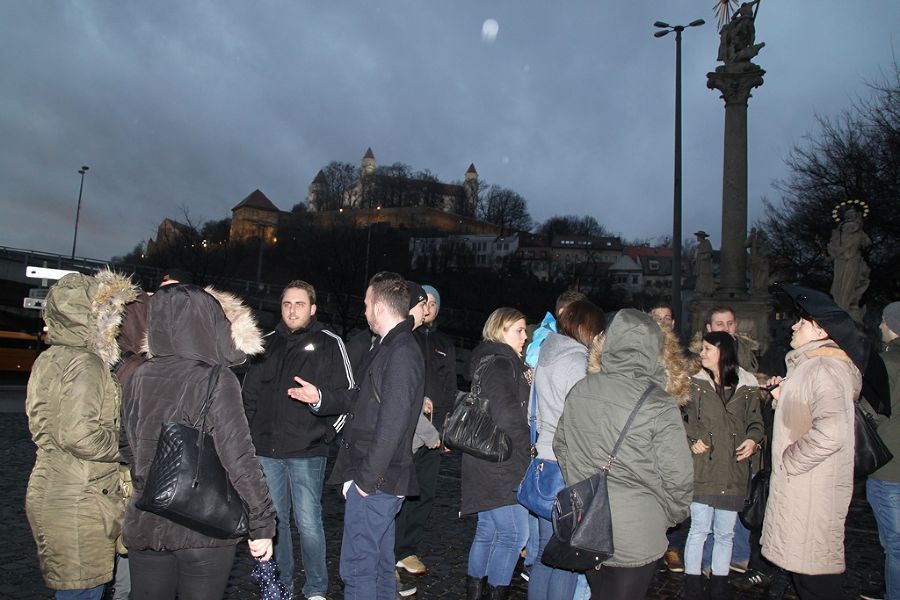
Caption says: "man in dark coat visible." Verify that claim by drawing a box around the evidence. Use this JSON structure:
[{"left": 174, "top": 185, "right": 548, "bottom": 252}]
[
  {"left": 394, "top": 284, "right": 458, "bottom": 576},
  {"left": 329, "top": 273, "right": 424, "bottom": 600},
  {"left": 242, "top": 280, "right": 356, "bottom": 600}
]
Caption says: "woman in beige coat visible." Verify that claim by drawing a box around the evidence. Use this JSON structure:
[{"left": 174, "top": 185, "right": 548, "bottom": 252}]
[{"left": 762, "top": 287, "right": 863, "bottom": 600}]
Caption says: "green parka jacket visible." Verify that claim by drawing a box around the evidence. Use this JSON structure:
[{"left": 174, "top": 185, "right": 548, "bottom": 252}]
[
  {"left": 553, "top": 309, "right": 693, "bottom": 568},
  {"left": 683, "top": 367, "right": 764, "bottom": 511},
  {"left": 25, "top": 271, "right": 136, "bottom": 590}
]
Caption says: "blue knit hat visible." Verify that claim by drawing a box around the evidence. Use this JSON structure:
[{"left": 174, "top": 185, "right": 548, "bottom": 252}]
[{"left": 422, "top": 285, "right": 440, "bottom": 310}]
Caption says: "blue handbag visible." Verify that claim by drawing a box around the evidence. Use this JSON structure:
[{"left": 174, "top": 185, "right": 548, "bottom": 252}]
[{"left": 516, "top": 382, "right": 565, "bottom": 520}]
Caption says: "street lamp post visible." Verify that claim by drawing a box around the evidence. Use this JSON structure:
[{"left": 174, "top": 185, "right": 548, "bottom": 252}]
[
  {"left": 654, "top": 18, "right": 704, "bottom": 338},
  {"left": 71, "top": 165, "right": 89, "bottom": 261}
]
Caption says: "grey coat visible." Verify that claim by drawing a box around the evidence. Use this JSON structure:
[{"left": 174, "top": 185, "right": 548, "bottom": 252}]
[
  {"left": 533, "top": 332, "right": 588, "bottom": 462},
  {"left": 553, "top": 310, "right": 693, "bottom": 568}
]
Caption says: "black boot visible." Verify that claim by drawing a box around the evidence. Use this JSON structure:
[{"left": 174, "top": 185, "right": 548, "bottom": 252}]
[
  {"left": 682, "top": 574, "right": 709, "bottom": 600},
  {"left": 465, "top": 575, "right": 486, "bottom": 600},
  {"left": 709, "top": 575, "right": 733, "bottom": 600},
  {"left": 486, "top": 584, "right": 510, "bottom": 599}
]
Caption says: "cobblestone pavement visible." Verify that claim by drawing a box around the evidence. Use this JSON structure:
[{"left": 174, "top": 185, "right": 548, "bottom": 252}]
[{"left": 4, "top": 400, "right": 884, "bottom": 599}]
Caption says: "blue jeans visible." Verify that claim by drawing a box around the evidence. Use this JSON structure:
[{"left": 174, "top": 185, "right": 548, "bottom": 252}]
[
  {"left": 868, "top": 478, "right": 900, "bottom": 600},
  {"left": 528, "top": 516, "right": 578, "bottom": 600},
  {"left": 573, "top": 574, "right": 591, "bottom": 600},
  {"left": 684, "top": 502, "right": 737, "bottom": 576},
  {"left": 340, "top": 486, "right": 404, "bottom": 600},
  {"left": 56, "top": 586, "right": 104, "bottom": 600},
  {"left": 701, "top": 518, "right": 750, "bottom": 569},
  {"left": 468, "top": 504, "right": 530, "bottom": 586},
  {"left": 258, "top": 455, "right": 328, "bottom": 598},
  {"left": 524, "top": 512, "right": 540, "bottom": 568}
]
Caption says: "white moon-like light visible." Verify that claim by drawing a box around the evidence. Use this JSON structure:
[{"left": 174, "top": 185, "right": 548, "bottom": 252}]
[{"left": 481, "top": 19, "right": 499, "bottom": 43}]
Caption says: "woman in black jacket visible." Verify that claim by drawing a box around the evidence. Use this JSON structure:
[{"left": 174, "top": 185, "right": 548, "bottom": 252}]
[
  {"left": 462, "top": 307, "right": 531, "bottom": 600},
  {"left": 121, "top": 284, "right": 276, "bottom": 600}
]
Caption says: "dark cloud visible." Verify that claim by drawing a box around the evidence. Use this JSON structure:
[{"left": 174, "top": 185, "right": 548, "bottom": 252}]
[{"left": 1, "top": 1, "right": 897, "bottom": 260}]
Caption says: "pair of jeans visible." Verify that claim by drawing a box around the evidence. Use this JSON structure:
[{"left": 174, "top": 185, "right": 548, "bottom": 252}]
[
  {"left": 868, "top": 477, "right": 900, "bottom": 600},
  {"left": 684, "top": 502, "right": 737, "bottom": 576},
  {"left": 524, "top": 513, "right": 540, "bottom": 568},
  {"left": 129, "top": 546, "right": 236, "bottom": 600},
  {"left": 700, "top": 517, "right": 750, "bottom": 569},
  {"left": 258, "top": 455, "right": 328, "bottom": 598},
  {"left": 527, "top": 515, "right": 578, "bottom": 600},
  {"left": 467, "top": 503, "right": 530, "bottom": 586},
  {"left": 340, "top": 485, "right": 404, "bottom": 600},
  {"left": 55, "top": 586, "right": 104, "bottom": 600}
]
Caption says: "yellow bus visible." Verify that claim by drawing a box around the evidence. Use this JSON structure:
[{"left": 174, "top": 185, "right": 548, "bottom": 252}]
[{"left": 0, "top": 330, "right": 44, "bottom": 373}]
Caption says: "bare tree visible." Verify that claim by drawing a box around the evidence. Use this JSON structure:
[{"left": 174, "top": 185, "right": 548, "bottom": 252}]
[
  {"left": 538, "top": 215, "right": 610, "bottom": 238},
  {"left": 477, "top": 185, "right": 533, "bottom": 235}
]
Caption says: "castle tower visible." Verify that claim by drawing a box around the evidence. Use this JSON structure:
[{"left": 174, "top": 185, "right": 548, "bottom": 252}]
[
  {"left": 361, "top": 147, "right": 376, "bottom": 177},
  {"left": 306, "top": 169, "right": 328, "bottom": 212},
  {"left": 464, "top": 163, "right": 479, "bottom": 216}
]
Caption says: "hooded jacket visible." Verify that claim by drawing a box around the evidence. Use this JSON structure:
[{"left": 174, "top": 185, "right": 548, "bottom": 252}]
[
  {"left": 121, "top": 284, "right": 276, "bottom": 550},
  {"left": 26, "top": 270, "right": 136, "bottom": 590},
  {"left": 683, "top": 367, "right": 764, "bottom": 511},
  {"left": 533, "top": 332, "right": 588, "bottom": 462},
  {"left": 242, "top": 317, "right": 356, "bottom": 458},
  {"left": 553, "top": 309, "right": 693, "bottom": 568},
  {"left": 415, "top": 323, "right": 458, "bottom": 432},
  {"left": 871, "top": 336, "right": 900, "bottom": 482},
  {"left": 761, "top": 339, "right": 860, "bottom": 575},
  {"left": 460, "top": 341, "right": 531, "bottom": 515}
]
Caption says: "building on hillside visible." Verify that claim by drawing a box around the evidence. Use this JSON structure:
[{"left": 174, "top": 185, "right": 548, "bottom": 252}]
[
  {"left": 410, "top": 233, "right": 520, "bottom": 272},
  {"left": 229, "top": 189, "right": 280, "bottom": 243},
  {"left": 146, "top": 218, "right": 195, "bottom": 256},
  {"left": 514, "top": 233, "right": 553, "bottom": 281},
  {"left": 306, "top": 148, "right": 480, "bottom": 217},
  {"left": 608, "top": 254, "right": 644, "bottom": 295}
]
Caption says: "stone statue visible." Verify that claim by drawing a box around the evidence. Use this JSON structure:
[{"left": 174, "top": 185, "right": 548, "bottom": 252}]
[
  {"left": 745, "top": 227, "right": 770, "bottom": 296},
  {"left": 827, "top": 205, "right": 871, "bottom": 319},
  {"left": 694, "top": 230, "right": 715, "bottom": 296},
  {"left": 717, "top": 0, "right": 765, "bottom": 66}
]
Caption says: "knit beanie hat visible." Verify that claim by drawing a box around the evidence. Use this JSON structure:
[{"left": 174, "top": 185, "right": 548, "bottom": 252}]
[
  {"left": 884, "top": 302, "right": 900, "bottom": 334},
  {"left": 422, "top": 285, "right": 440, "bottom": 310}
]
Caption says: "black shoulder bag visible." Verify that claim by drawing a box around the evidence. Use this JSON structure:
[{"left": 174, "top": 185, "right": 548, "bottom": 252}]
[
  {"left": 442, "top": 355, "right": 513, "bottom": 462},
  {"left": 541, "top": 384, "right": 655, "bottom": 571},
  {"left": 136, "top": 365, "right": 249, "bottom": 539}
]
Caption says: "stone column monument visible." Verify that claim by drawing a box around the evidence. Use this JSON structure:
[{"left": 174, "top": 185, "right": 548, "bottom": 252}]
[
  {"left": 707, "top": 0, "right": 765, "bottom": 296},
  {"left": 689, "top": 0, "right": 772, "bottom": 357}
]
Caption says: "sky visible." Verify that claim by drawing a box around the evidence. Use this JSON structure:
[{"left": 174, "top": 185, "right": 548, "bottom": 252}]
[{"left": 1, "top": 1, "right": 898, "bottom": 261}]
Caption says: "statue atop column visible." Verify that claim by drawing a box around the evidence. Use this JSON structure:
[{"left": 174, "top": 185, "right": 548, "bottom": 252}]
[
  {"left": 694, "top": 230, "right": 715, "bottom": 296},
  {"left": 716, "top": 0, "right": 765, "bottom": 71},
  {"left": 745, "top": 227, "right": 770, "bottom": 296},
  {"left": 827, "top": 200, "right": 871, "bottom": 320}
]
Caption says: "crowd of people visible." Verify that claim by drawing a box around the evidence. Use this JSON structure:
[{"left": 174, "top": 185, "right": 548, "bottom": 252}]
[{"left": 21, "top": 267, "right": 900, "bottom": 600}]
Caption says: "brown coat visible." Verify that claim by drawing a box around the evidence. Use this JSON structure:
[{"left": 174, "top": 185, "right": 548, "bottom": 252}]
[{"left": 761, "top": 340, "right": 861, "bottom": 575}]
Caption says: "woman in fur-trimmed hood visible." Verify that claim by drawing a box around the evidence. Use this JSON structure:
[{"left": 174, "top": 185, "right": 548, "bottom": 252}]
[
  {"left": 553, "top": 309, "right": 693, "bottom": 598},
  {"left": 25, "top": 270, "right": 137, "bottom": 595},
  {"left": 121, "top": 283, "right": 276, "bottom": 599}
]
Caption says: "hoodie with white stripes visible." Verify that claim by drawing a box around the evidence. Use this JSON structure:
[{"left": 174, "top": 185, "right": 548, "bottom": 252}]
[{"left": 242, "top": 317, "right": 357, "bottom": 458}]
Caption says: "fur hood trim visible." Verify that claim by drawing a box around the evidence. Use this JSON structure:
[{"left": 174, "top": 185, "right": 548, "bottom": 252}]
[
  {"left": 204, "top": 286, "right": 265, "bottom": 356},
  {"left": 93, "top": 269, "right": 139, "bottom": 366}
]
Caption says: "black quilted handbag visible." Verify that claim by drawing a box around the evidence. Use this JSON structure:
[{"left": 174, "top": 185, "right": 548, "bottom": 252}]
[
  {"left": 542, "top": 384, "right": 655, "bottom": 572},
  {"left": 443, "top": 356, "right": 512, "bottom": 462},
  {"left": 136, "top": 365, "right": 249, "bottom": 539},
  {"left": 740, "top": 448, "right": 769, "bottom": 530}
]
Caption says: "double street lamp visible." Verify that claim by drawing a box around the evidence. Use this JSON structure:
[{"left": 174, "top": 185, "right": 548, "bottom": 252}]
[
  {"left": 71, "top": 165, "right": 90, "bottom": 260},
  {"left": 654, "top": 18, "right": 704, "bottom": 338}
]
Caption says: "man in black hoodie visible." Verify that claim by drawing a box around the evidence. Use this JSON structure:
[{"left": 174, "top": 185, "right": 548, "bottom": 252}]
[{"left": 242, "top": 280, "right": 356, "bottom": 600}]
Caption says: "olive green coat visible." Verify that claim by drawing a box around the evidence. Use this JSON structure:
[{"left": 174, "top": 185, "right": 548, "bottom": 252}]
[{"left": 25, "top": 271, "right": 136, "bottom": 590}]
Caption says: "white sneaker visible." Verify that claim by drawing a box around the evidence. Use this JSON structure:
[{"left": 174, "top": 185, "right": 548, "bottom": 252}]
[{"left": 307, "top": 596, "right": 327, "bottom": 600}]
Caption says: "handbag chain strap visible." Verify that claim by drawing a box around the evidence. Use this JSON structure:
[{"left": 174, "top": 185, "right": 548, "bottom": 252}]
[
  {"left": 603, "top": 383, "right": 656, "bottom": 472},
  {"left": 192, "top": 364, "right": 222, "bottom": 485}
]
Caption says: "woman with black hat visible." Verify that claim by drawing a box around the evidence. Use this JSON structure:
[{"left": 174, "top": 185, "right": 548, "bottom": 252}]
[{"left": 761, "top": 285, "right": 863, "bottom": 600}]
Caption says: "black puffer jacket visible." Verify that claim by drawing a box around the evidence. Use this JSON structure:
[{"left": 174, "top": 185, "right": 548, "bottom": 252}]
[
  {"left": 243, "top": 318, "right": 356, "bottom": 458},
  {"left": 121, "top": 284, "right": 276, "bottom": 549},
  {"left": 416, "top": 324, "right": 458, "bottom": 431},
  {"left": 460, "top": 341, "right": 530, "bottom": 515}
]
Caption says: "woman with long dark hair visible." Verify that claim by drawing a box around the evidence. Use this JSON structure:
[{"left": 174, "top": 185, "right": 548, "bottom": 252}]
[
  {"left": 527, "top": 300, "right": 606, "bottom": 600},
  {"left": 682, "top": 331, "right": 763, "bottom": 599}
]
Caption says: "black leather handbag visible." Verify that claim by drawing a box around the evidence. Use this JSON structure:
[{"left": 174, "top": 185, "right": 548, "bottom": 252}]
[
  {"left": 855, "top": 400, "right": 894, "bottom": 477},
  {"left": 740, "top": 448, "right": 769, "bottom": 530},
  {"left": 541, "top": 384, "right": 655, "bottom": 572},
  {"left": 443, "top": 356, "right": 513, "bottom": 462},
  {"left": 136, "top": 365, "right": 249, "bottom": 539}
]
